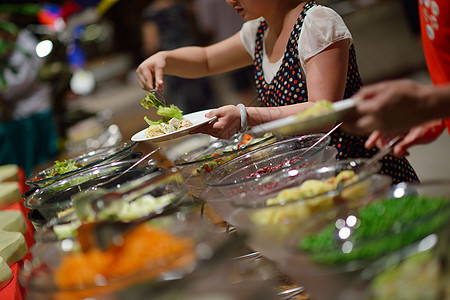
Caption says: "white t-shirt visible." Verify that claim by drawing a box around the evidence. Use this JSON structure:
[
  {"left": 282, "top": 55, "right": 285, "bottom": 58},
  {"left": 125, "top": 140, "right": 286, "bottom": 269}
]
[{"left": 240, "top": 6, "right": 352, "bottom": 83}]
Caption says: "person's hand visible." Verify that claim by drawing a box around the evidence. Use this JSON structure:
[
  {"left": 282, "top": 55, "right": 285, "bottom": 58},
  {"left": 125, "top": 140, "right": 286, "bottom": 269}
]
[
  {"left": 365, "top": 119, "right": 445, "bottom": 156},
  {"left": 136, "top": 51, "right": 168, "bottom": 91},
  {"left": 190, "top": 105, "right": 241, "bottom": 139},
  {"left": 349, "top": 79, "right": 433, "bottom": 135}
]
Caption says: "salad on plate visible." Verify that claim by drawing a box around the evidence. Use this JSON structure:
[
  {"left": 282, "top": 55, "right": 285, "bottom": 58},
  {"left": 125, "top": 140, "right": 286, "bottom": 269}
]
[{"left": 141, "top": 93, "right": 193, "bottom": 138}]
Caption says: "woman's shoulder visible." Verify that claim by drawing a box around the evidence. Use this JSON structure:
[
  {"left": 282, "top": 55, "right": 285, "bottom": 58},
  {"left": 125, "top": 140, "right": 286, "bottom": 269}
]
[
  {"left": 301, "top": 5, "right": 351, "bottom": 39},
  {"left": 241, "top": 17, "right": 264, "bottom": 34},
  {"left": 305, "top": 5, "right": 344, "bottom": 20},
  {"left": 240, "top": 17, "right": 264, "bottom": 57}
]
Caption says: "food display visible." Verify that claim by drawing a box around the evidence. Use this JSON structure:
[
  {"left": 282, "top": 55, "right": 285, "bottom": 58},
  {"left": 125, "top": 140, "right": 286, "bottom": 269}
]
[
  {"left": 269, "top": 180, "right": 450, "bottom": 300},
  {"left": 369, "top": 249, "right": 449, "bottom": 300},
  {"left": 24, "top": 159, "right": 157, "bottom": 220},
  {"left": 293, "top": 100, "right": 334, "bottom": 121},
  {"left": 175, "top": 132, "right": 277, "bottom": 198},
  {"left": 192, "top": 133, "right": 273, "bottom": 175},
  {"left": 204, "top": 134, "right": 334, "bottom": 198},
  {"left": 13, "top": 125, "right": 448, "bottom": 300},
  {"left": 26, "top": 141, "right": 137, "bottom": 187},
  {"left": 246, "top": 169, "right": 376, "bottom": 226},
  {"left": 33, "top": 169, "right": 186, "bottom": 241},
  {"left": 299, "top": 194, "right": 449, "bottom": 263},
  {"left": 141, "top": 93, "right": 193, "bottom": 138},
  {"left": 250, "top": 98, "right": 355, "bottom": 137},
  {"left": 55, "top": 223, "right": 195, "bottom": 289},
  {"left": 47, "top": 160, "right": 86, "bottom": 178}
]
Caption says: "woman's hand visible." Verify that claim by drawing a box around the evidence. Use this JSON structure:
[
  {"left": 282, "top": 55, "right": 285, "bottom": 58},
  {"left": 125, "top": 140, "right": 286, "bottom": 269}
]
[
  {"left": 136, "top": 51, "right": 168, "bottom": 91},
  {"left": 190, "top": 105, "right": 241, "bottom": 139}
]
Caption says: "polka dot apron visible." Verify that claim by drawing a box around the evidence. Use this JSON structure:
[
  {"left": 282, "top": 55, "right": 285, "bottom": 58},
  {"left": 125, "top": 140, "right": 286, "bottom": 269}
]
[{"left": 253, "top": 1, "right": 419, "bottom": 183}]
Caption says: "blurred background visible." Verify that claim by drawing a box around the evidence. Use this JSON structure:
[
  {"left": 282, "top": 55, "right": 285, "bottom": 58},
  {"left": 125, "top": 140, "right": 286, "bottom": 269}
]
[{"left": 1, "top": 0, "right": 448, "bottom": 180}]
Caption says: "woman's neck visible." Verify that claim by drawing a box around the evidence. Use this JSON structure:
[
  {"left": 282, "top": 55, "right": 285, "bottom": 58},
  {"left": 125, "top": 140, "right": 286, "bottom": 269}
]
[
  {"left": 264, "top": 1, "right": 304, "bottom": 35},
  {"left": 264, "top": 1, "right": 306, "bottom": 62}
]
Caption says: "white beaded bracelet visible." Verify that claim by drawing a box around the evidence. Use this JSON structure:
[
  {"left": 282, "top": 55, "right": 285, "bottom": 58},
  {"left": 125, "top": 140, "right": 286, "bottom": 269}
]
[{"left": 237, "top": 103, "right": 247, "bottom": 133}]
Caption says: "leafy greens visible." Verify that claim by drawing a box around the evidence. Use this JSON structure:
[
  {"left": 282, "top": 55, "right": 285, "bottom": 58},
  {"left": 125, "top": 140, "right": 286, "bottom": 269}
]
[{"left": 141, "top": 93, "right": 183, "bottom": 125}]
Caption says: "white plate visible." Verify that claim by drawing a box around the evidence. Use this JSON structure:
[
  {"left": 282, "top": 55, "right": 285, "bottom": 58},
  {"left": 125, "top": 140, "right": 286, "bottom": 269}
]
[
  {"left": 249, "top": 98, "right": 355, "bottom": 136},
  {"left": 131, "top": 109, "right": 218, "bottom": 142}
]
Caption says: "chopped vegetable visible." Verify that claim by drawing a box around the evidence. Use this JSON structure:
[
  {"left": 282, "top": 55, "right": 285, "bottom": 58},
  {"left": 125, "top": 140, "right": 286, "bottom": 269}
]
[
  {"left": 140, "top": 93, "right": 192, "bottom": 138},
  {"left": 48, "top": 159, "right": 85, "bottom": 178},
  {"left": 55, "top": 223, "right": 195, "bottom": 289},
  {"left": 141, "top": 93, "right": 183, "bottom": 124},
  {"left": 192, "top": 133, "right": 274, "bottom": 175}
]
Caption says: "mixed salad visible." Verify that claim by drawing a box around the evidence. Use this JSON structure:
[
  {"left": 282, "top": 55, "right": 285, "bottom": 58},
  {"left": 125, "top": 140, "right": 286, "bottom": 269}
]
[
  {"left": 141, "top": 93, "right": 193, "bottom": 138},
  {"left": 192, "top": 133, "right": 274, "bottom": 175},
  {"left": 28, "top": 159, "right": 86, "bottom": 182}
]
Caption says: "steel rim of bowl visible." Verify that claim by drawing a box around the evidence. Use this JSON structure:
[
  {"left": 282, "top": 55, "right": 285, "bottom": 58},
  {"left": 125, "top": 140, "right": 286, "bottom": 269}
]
[{"left": 203, "top": 134, "right": 333, "bottom": 188}]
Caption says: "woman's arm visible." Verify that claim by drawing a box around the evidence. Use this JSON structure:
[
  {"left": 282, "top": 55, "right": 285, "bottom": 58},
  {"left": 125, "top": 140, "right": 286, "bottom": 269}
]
[
  {"left": 305, "top": 39, "right": 349, "bottom": 102},
  {"left": 136, "top": 32, "right": 252, "bottom": 91},
  {"left": 194, "top": 39, "right": 351, "bottom": 139},
  {"left": 246, "top": 39, "right": 351, "bottom": 128}
]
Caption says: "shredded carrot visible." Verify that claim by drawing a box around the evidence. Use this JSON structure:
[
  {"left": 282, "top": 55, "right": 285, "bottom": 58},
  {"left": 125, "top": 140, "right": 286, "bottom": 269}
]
[
  {"left": 55, "top": 223, "right": 195, "bottom": 290},
  {"left": 242, "top": 134, "right": 252, "bottom": 141}
]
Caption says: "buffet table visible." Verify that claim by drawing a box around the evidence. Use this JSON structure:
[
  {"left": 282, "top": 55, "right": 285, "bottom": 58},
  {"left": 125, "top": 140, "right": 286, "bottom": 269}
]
[
  {"left": 5, "top": 130, "right": 449, "bottom": 300},
  {"left": 0, "top": 167, "right": 33, "bottom": 300}
]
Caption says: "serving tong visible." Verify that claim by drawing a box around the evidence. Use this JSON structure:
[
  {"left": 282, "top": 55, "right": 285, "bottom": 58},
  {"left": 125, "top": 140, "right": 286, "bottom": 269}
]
[
  {"left": 149, "top": 88, "right": 168, "bottom": 107},
  {"left": 74, "top": 147, "right": 183, "bottom": 252},
  {"left": 94, "top": 147, "right": 161, "bottom": 189},
  {"left": 77, "top": 200, "right": 181, "bottom": 252},
  {"left": 335, "top": 135, "right": 402, "bottom": 191},
  {"left": 298, "top": 121, "right": 343, "bottom": 159}
]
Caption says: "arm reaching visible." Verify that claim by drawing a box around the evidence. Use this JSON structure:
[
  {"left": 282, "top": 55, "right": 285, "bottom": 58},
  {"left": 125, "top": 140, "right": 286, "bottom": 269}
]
[
  {"left": 351, "top": 79, "right": 450, "bottom": 135},
  {"left": 136, "top": 32, "right": 253, "bottom": 91},
  {"left": 191, "top": 38, "right": 352, "bottom": 138}
]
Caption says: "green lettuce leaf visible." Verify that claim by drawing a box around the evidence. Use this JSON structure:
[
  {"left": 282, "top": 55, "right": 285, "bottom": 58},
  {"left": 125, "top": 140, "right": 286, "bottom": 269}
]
[{"left": 141, "top": 93, "right": 183, "bottom": 124}]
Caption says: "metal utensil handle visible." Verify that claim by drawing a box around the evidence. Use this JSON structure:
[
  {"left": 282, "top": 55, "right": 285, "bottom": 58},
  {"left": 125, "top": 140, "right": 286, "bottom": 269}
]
[
  {"left": 150, "top": 89, "right": 168, "bottom": 106},
  {"left": 98, "top": 147, "right": 161, "bottom": 187},
  {"left": 359, "top": 135, "right": 402, "bottom": 173},
  {"left": 301, "top": 121, "right": 343, "bottom": 158}
]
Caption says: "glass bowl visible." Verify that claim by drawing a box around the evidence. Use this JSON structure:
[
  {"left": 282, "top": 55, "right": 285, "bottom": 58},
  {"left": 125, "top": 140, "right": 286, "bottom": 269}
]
[
  {"left": 20, "top": 211, "right": 234, "bottom": 300},
  {"left": 231, "top": 177, "right": 391, "bottom": 262},
  {"left": 24, "top": 158, "right": 157, "bottom": 221},
  {"left": 112, "top": 238, "right": 279, "bottom": 300},
  {"left": 27, "top": 209, "right": 48, "bottom": 232},
  {"left": 26, "top": 141, "right": 137, "bottom": 188},
  {"left": 33, "top": 168, "right": 189, "bottom": 242},
  {"left": 227, "top": 159, "right": 386, "bottom": 259},
  {"left": 270, "top": 180, "right": 450, "bottom": 300},
  {"left": 201, "top": 146, "right": 338, "bottom": 226},
  {"left": 174, "top": 132, "right": 277, "bottom": 198},
  {"left": 204, "top": 134, "right": 334, "bottom": 200}
]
